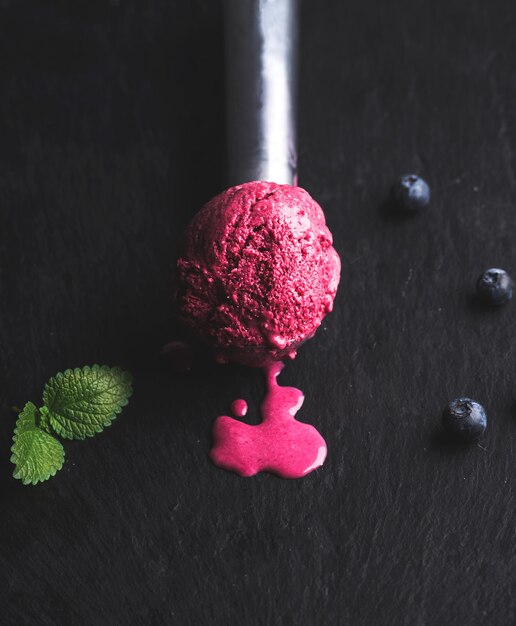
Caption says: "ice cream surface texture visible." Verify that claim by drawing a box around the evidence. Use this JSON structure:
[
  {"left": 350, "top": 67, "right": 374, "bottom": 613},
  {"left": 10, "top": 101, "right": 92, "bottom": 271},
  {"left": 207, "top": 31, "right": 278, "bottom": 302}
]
[{"left": 177, "top": 181, "right": 341, "bottom": 366}]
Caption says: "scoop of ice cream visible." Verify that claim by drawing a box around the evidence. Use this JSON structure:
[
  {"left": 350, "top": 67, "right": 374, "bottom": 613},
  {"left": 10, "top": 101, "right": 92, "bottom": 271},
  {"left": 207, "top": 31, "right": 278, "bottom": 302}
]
[{"left": 176, "top": 181, "right": 341, "bottom": 366}]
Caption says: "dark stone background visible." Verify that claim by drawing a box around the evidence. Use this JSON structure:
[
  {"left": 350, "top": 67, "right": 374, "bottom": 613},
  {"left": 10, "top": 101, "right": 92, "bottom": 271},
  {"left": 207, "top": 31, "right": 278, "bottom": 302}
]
[{"left": 1, "top": 0, "right": 516, "bottom": 624}]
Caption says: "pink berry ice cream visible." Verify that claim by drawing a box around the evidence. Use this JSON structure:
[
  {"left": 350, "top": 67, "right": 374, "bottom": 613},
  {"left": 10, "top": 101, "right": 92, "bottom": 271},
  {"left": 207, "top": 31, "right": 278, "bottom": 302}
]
[{"left": 177, "top": 181, "right": 340, "bottom": 366}]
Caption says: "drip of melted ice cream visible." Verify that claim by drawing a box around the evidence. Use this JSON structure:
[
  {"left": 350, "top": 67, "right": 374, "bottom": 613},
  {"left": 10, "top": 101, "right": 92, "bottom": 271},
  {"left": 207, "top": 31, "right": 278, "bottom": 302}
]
[{"left": 210, "top": 362, "right": 327, "bottom": 478}]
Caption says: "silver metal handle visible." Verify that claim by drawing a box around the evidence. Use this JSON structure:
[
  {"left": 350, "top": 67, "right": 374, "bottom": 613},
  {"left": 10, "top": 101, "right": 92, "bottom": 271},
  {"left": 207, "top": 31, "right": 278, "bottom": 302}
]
[{"left": 223, "top": 0, "right": 298, "bottom": 187}]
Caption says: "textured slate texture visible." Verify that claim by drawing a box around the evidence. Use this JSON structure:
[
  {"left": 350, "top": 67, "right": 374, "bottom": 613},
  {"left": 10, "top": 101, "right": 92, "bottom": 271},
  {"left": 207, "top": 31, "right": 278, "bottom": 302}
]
[{"left": 2, "top": 0, "right": 516, "bottom": 624}]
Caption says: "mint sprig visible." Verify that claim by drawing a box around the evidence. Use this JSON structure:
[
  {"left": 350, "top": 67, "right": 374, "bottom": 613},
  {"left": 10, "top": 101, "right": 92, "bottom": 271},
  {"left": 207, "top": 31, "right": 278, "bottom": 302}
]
[{"left": 10, "top": 365, "right": 133, "bottom": 486}]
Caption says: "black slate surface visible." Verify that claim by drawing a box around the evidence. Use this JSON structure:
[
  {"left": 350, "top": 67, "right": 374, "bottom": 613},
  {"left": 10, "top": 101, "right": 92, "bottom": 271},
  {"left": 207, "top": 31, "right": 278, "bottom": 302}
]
[{"left": 2, "top": 1, "right": 516, "bottom": 624}]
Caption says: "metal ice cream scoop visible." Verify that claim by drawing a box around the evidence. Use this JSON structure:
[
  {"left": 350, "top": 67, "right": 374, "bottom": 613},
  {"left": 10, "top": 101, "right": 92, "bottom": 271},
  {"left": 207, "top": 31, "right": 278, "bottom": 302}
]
[{"left": 223, "top": 0, "right": 298, "bottom": 187}]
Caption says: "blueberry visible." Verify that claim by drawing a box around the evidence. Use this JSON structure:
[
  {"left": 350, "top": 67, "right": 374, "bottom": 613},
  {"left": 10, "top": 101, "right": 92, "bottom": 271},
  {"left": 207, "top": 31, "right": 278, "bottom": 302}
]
[
  {"left": 442, "top": 397, "right": 487, "bottom": 442},
  {"left": 476, "top": 268, "right": 513, "bottom": 306},
  {"left": 391, "top": 174, "right": 430, "bottom": 213}
]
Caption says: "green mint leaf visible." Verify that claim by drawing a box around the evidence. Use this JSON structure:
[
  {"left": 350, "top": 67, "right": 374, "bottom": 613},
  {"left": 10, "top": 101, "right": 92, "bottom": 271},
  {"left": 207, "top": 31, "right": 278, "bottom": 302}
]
[
  {"left": 13, "top": 402, "right": 39, "bottom": 435},
  {"left": 42, "top": 365, "right": 133, "bottom": 440},
  {"left": 11, "top": 402, "right": 65, "bottom": 485}
]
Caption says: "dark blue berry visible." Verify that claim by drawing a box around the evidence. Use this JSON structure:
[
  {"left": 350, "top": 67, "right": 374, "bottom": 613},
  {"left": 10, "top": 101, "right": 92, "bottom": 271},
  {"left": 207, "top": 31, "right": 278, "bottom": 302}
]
[
  {"left": 442, "top": 397, "right": 487, "bottom": 442},
  {"left": 476, "top": 268, "right": 513, "bottom": 306},
  {"left": 391, "top": 174, "right": 430, "bottom": 213}
]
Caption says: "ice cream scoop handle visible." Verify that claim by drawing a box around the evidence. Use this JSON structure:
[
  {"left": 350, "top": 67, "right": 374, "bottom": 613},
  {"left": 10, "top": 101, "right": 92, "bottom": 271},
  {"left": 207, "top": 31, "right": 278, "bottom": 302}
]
[{"left": 223, "top": 0, "right": 298, "bottom": 187}]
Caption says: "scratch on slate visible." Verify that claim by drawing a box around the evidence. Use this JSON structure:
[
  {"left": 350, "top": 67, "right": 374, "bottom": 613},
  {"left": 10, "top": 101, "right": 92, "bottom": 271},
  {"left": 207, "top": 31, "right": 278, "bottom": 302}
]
[{"left": 490, "top": 75, "right": 516, "bottom": 194}]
